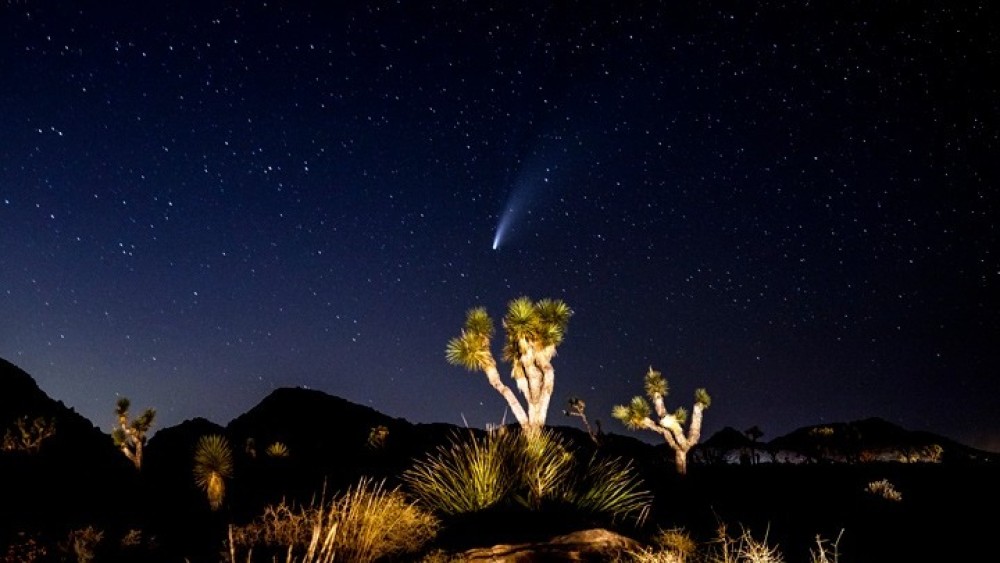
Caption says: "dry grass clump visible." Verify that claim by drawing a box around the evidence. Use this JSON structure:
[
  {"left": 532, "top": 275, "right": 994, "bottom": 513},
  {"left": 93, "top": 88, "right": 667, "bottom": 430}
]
[
  {"left": 703, "top": 524, "right": 783, "bottom": 563},
  {"left": 229, "top": 477, "right": 438, "bottom": 563},
  {"left": 622, "top": 523, "right": 843, "bottom": 563},
  {"left": 625, "top": 527, "right": 697, "bottom": 562}
]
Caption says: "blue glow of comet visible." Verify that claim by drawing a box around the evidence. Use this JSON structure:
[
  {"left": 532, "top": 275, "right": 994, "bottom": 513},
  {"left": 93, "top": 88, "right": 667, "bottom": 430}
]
[{"left": 492, "top": 208, "right": 514, "bottom": 250}]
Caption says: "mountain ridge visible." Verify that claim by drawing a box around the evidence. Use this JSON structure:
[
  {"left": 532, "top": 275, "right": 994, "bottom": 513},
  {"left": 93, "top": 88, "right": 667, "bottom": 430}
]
[{"left": 3, "top": 356, "right": 995, "bottom": 465}]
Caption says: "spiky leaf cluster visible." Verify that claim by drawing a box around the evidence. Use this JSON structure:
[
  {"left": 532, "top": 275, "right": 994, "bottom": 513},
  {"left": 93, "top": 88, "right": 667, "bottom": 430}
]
[
  {"left": 673, "top": 407, "right": 689, "bottom": 426},
  {"left": 115, "top": 397, "right": 131, "bottom": 417},
  {"left": 612, "top": 396, "right": 651, "bottom": 430},
  {"left": 194, "top": 434, "right": 234, "bottom": 511},
  {"left": 644, "top": 367, "right": 668, "bottom": 398},
  {"left": 445, "top": 307, "right": 495, "bottom": 371},
  {"left": 500, "top": 297, "right": 572, "bottom": 364},
  {"left": 695, "top": 388, "right": 712, "bottom": 408},
  {"left": 266, "top": 442, "right": 289, "bottom": 458},
  {"left": 569, "top": 455, "right": 652, "bottom": 524}
]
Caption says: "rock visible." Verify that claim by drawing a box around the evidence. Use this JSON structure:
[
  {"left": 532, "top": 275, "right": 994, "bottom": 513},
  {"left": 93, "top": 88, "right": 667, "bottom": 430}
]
[{"left": 459, "top": 528, "right": 643, "bottom": 561}]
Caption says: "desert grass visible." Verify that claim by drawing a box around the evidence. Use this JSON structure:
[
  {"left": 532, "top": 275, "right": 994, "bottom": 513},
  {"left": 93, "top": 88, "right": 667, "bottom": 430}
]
[{"left": 229, "top": 477, "right": 438, "bottom": 563}]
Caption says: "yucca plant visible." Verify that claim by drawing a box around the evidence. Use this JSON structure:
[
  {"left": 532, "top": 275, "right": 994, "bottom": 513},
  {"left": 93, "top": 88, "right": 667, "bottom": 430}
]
[
  {"left": 567, "top": 455, "right": 652, "bottom": 525},
  {"left": 266, "top": 441, "right": 290, "bottom": 458},
  {"left": 515, "top": 428, "right": 575, "bottom": 510},
  {"left": 193, "top": 434, "right": 234, "bottom": 511},
  {"left": 402, "top": 428, "right": 519, "bottom": 515}
]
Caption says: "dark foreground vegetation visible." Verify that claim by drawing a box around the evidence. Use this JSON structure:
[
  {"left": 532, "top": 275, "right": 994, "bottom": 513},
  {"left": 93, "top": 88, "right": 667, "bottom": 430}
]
[{"left": 2, "top": 357, "right": 997, "bottom": 562}]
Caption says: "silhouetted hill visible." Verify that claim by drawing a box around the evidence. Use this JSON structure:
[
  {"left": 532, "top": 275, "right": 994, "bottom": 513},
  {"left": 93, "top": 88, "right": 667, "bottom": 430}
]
[
  {"left": 0, "top": 358, "right": 137, "bottom": 547},
  {"left": 765, "top": 417, "right": 998, "bottom": 464}
]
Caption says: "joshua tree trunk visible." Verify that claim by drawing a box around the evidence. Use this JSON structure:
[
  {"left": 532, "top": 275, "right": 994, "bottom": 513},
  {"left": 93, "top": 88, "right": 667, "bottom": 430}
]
[
  {"left": 535, "top": 346, "right": 557, "bottom": 427},
  {"left": 483, "top": 360, "right": 530, "bottom": 426}
]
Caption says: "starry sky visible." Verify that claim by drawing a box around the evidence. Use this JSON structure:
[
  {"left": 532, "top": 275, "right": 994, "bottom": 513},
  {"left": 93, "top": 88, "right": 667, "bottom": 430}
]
[{"left": 2, "top": 1, "right": 997, "bottom": 452}]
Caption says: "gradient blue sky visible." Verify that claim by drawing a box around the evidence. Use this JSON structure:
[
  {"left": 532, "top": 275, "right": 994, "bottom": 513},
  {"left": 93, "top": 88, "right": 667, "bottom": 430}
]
[{"left": 2, "top": 1, "right": 997, "bottom": 451}]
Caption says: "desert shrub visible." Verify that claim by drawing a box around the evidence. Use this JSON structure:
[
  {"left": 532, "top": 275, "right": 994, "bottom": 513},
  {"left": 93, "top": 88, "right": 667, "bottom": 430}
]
[
  {"left": 402, "top": 428, "right": 520, "bottom": 515},
  {"left": 624, "top": 524, "right": 843, "bottom": 563},
  {"left": 865, "top": 478, "right": 902, "bottom": 502},
  {"left": 624, "top": 526, "right": 697, "bottom": 562},
  {"left": 62, "top": 527, "right": 104, "bottom": 563},
  {"left": 654, "top": 528, "right": 698, "bottom": 561},
  {"left": 704, "top": 524, "right": 785, "bottom": 563},
  {"left": 230, "top": 477, "right": 438, "bottom": 563},
  {"left": 3, "top": 532, "right": 48, "bottom": 563}
]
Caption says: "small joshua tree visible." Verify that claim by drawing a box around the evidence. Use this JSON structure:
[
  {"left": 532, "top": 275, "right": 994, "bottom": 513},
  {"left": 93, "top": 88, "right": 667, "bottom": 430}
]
[
  {"left": 194, "top": 434, "right": 234, "bottom": 511},
  {"left": 111, "top": 397, "right": 156, "bottom": 470},
  {"left": 613, "top": 366, "right": 711, "bottom": 476},
  {"left": 564, "top": 396, "right": 599, "bottom": 445}
]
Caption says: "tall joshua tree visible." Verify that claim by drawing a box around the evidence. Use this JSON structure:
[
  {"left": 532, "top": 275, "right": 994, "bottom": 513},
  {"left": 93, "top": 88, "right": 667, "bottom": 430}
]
[
  {"left": 613, "top": 367, "right": 711, "bottom": 476},
  {"left": 112, "top": 396, "right": 156, "bottom": 470},
  {"left": 446, "top": 296, "right": 572, "bottom": 433}
]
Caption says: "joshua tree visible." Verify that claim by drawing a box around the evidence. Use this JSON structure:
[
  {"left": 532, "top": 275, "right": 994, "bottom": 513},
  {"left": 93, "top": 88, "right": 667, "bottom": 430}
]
[
  {"left": 564, "top": 396, "right": 600, "bottom": 445},
  {"left": 612, "top": 366, "right": 711, "bottom": 476},
  {"left": 446, "top": 296, "right": 572, "bottom": 433},
  {"left": 111, "top": 397, "right": 156, "bottom": 470},
  {"left": 193, "top": 434, "right": 234, "bottom": 511}
]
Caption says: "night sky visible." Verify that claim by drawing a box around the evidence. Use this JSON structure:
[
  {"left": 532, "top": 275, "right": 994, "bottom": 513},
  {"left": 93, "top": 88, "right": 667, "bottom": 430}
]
[{"left": 2, "top": 1, "right": 997, "bottom": 452}]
